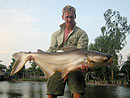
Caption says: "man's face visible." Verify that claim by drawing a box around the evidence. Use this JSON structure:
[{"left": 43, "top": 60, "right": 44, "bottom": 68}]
[{"left": 62, "top": 12, "right": 76, "bottom": 27}]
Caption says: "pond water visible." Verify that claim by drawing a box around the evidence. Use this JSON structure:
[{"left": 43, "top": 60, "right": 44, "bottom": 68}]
[{"left": 0, "top": 81, "right": 130, "bottom": 98}]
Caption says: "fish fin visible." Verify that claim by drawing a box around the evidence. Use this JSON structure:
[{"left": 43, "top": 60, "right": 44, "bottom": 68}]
[
  {"left": 33, "top": 60, "right": 55, "bottom": 78},
  {"left": 10, "top": 52, "right": 29, "bottom": 76},
  {"left": 37, "top": 49, "right": 44, "bottom": 53},
  {"left": 37, "top": 65, "right": 55, "bottom": 78}
]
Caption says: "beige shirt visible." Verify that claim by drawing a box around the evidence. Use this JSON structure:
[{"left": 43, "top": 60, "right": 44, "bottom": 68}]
[{"left": 48, "top": 23, "right": 89, "bottom": 52}]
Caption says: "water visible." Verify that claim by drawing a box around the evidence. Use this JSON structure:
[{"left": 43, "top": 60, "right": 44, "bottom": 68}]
[{"left": 0, "top": 81, "right": 130, "bottom": 98}]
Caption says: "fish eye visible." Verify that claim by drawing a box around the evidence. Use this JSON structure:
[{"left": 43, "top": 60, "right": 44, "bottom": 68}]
[
  {"left": 103, "top": 58, "right": 109, "bottom": 62},
  {"left": 90, "top": 60, "right": 95, "bottom": 63}
]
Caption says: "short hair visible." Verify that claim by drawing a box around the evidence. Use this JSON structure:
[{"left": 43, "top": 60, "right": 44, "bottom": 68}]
[{"left": 62, "top": 5, "right": 76, "bottom": 15}]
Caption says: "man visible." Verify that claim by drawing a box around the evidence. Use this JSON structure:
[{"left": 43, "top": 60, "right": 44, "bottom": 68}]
[{"left": 47, "top": 5, "right": 89, "bottom": 98}]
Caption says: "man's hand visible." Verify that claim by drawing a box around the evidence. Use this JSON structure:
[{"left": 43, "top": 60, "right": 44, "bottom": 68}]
[{"left": 80, "top": 64, "right": 89, "bottom": 73}]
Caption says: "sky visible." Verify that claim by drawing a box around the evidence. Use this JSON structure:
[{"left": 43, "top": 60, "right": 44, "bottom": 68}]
[{"left": 0, "top": 0, "right": 130, "bottom": 67}]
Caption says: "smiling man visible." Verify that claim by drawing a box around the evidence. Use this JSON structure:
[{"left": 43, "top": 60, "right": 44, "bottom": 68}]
[{"left": 47, "top": 5, "right": 89, "bottom": 98}]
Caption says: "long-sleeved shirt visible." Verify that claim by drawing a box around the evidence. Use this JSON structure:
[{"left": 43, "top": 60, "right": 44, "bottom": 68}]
[{"left": 48, "top": 23, "right": 89, "bottom": 52}]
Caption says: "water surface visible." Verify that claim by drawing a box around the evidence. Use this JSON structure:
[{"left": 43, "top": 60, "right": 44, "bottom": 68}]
[{"left": 0, "top": 81, "right": 130, "bottom": 98}]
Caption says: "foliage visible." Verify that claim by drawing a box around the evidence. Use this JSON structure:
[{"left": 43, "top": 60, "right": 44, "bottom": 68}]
[
  {"left": 88, "top": 9, "right": 130, "bottom": 81},
  {"left": 101, "top": 9, "right": 130, "bottom": 53},
  {"left": 6, "top": 58, "right": 15, "bottom": 73},
  {"left": 121, "top": 55, "right": 130, "bottom": 77},
  {"left": 0, "top": 64, "right": 6, "bottom": 70},
  {"left": 0, "top": 60, "right": 6, "bottom": 70}
]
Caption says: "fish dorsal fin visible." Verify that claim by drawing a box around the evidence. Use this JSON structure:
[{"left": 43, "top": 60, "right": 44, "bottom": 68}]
[{"left": 37, "top": 49, "right": 44, "bottom": 53}]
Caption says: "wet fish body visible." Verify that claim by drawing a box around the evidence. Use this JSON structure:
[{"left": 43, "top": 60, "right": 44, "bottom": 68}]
[{"left": 10, "top": 49, "right": 112, "bottom": 78}]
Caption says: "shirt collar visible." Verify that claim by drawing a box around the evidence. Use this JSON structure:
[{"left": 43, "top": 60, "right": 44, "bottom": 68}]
[{"left": 59, "top": 22, "right": 76, "bottom": 30}]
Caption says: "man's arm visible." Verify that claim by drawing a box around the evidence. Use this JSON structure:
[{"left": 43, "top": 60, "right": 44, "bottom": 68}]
[
  {"left": 77, "top": 30, "right": 89, "bottom": 72},
  {"left": 48, "top": 31, "right": 58, "bottom": 52},
  {"left": 77, "top": 31, "right": 89, "bottom": 49}
]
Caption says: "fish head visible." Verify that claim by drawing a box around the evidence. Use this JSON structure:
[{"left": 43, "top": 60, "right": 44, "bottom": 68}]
[{"left": 85, "top": 51, "right": 113, "bottom": 69}]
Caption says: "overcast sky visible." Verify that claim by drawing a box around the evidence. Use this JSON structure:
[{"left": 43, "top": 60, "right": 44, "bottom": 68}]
[{"left": 0, "top": 0, "right": 130, "bottom": 67}]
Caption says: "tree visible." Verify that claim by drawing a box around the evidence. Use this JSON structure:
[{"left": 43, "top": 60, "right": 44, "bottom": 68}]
[
  {"left": 28, "top": 62, "right": 37, "bottom": 78},
  {"left": 7, "top": 58, "right": 15, "bottom": 73},
  {"left": 89, "top": 9, "right": 130, "bottom": 82},
  {"left": 0, "top": 64, "right": 6, "bottom": 70},
  {"left": 101, "top": 9, "right": 130, "bottom": 53},
  {"left": 0, "top": 60, "right": 6, "bottom": 70},
  {"left": 121, "top": 55, "right": 130, "bottom": 84}
]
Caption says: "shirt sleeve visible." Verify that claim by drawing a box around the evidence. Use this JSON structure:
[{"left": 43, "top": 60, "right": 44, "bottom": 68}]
[
  {"left": 77, "top": 30, "right": 89, "bottom": 49},
  {"left": 48, "top": 30, "right": 59, "bottom": 52}
]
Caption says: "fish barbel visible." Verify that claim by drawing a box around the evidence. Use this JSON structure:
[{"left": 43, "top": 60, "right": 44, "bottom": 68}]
[{"left": 10, "top": 49, "right": 113, "bottom": 78}]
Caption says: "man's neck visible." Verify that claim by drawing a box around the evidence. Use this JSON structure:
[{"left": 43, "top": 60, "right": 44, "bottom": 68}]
[
  {"left": 65, "top": 27, "right": 73, "bottom": 32},
  {"left": 65, "top": 24, "right": 75, "bottom": 32},
  {"left": 64, "top": 24, "right": 74, "bottom": 42}
]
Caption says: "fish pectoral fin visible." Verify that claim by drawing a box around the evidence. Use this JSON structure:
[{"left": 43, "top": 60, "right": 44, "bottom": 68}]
[
  {"left": 39, "top": 67, "right": 55, "bottom": 78},
  {"left": 35, "top": 63, "right": 55, "bottom": 78}
]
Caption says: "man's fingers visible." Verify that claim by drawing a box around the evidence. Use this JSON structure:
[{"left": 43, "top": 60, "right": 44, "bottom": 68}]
[
  {"left": 81, "top": 64, "right": 88, "bottom": 73},
  {"left": 81, "top": 64, "right": 85, "bottom": 72}
]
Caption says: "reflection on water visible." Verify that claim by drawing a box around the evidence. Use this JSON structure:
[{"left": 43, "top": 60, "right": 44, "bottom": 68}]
[
  {"left": 0, "top": 81, "right": 46, "bottom": 98},
  {"left": 114, "top": 86, "right": 130, "bottom": 98},
  {"left": 85, "top": 84, "right": 117, "bottom": 98},
  {"left": 0, "top": 81, "right": 130, "bottom": 98},
  {"left": 85, "top": 84, "right": 130, "bottom": 98}
]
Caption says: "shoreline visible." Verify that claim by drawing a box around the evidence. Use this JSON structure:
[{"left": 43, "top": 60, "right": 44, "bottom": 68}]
[
  {"left": 86, "top": 82, "right": 129, "bottom": 86},
  {"left": 4, "top": 79, "right": 129, "bottom": 86}
]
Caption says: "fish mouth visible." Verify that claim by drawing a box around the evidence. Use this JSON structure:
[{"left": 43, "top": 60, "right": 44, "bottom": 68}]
[
  {"left": 103, "top": 55, "right": 113, "bottom": 63},
  {"left": 107, "top": 58, "right": 113, "bottom": 63}
]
